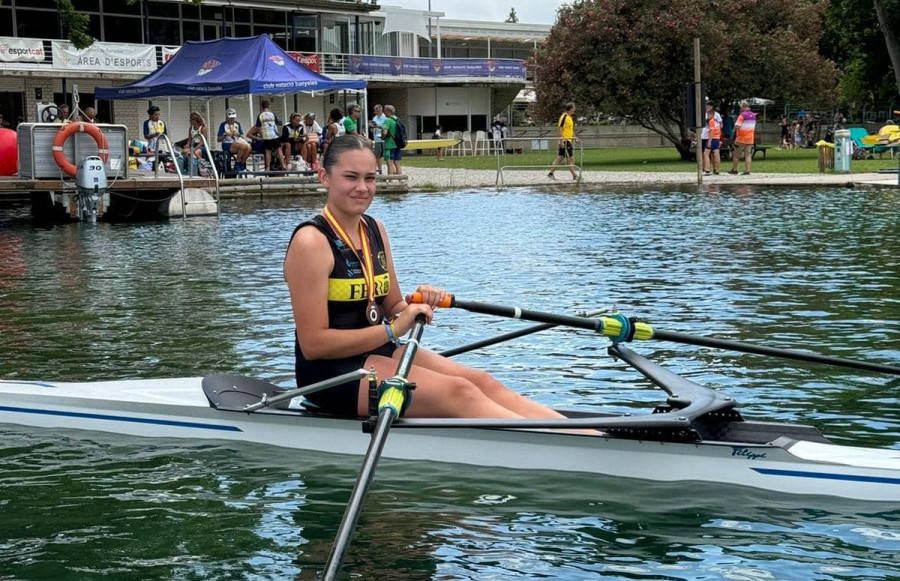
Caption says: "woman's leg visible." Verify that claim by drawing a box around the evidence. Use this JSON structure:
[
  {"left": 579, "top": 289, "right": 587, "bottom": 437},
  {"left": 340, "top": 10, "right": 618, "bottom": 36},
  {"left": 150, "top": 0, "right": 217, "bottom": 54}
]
[{"left": 357, "top": 353, "right": 525, "bottom": 419}]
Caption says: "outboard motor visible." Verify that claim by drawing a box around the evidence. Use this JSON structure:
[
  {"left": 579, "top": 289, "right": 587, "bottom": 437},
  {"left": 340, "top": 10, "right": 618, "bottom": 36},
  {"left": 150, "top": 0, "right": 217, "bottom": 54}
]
[{"left": 74, "top": 156, "right": 107, "bottom": 223}]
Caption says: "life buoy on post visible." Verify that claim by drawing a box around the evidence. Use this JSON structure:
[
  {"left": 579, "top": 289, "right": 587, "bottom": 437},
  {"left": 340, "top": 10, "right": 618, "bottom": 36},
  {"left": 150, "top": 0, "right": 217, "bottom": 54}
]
[{"left": 51, "top": 122, "right": 109, "bottom": 177}]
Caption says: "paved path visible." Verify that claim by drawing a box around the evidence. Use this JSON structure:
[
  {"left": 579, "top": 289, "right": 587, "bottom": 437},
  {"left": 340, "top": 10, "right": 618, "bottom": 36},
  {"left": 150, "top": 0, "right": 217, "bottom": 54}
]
[{"left": 401, "top": 166, "right": 898, "bottom": 191}]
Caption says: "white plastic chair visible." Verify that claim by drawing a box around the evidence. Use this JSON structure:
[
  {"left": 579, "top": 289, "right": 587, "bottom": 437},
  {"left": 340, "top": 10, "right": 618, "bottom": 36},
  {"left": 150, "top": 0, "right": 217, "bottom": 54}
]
[
  {"left": 460, "top": 130, "right": 473, "bottom": 155},
  {"left": 474, "top": 130, "right": 488, "bottom": 155},
  {"left": 448, "top": 131, "right": 462, "bottom": 156}
]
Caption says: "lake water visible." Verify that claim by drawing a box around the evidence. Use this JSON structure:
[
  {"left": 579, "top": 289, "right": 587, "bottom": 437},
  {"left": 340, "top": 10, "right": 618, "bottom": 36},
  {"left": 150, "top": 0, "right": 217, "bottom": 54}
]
[{"left": 1, "top": 186, "right": 899, "bottom": 580}]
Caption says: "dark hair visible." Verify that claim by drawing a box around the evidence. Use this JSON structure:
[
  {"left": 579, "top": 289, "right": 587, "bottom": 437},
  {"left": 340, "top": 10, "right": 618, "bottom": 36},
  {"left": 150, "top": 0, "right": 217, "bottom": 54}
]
[
  {"left": 329, "top": 107, "right": 344, "bottom": 123},
  {"left": 322, "top": 134, "right": 374, "bottom": 173}
]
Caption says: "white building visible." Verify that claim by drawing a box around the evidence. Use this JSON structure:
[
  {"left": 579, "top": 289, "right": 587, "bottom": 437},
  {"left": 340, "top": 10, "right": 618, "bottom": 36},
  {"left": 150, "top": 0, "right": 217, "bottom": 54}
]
[{"left": 0, "top": 0, "right": 550, "bottom": 140}]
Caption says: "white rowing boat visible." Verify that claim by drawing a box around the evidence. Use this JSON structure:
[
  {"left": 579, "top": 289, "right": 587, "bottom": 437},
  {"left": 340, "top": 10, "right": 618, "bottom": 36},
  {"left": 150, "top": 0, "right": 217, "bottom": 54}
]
[{"left": 2, "top": 345, "right": 897, "bottom": 502}]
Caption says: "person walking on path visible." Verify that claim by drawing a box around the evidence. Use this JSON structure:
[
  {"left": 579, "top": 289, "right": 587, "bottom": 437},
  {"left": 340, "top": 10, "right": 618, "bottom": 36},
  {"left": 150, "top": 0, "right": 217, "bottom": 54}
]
[
  {"left": 547, "top": 103, "right": 579, "bottom": 180},
  {"left": 702, "top": 103, "right": 722, "bottom": 174},
  {"left": 729, "top": 101, "right": 756, "bottom": 175},
  {"left": 705, "top": 107, "right": 722, "bottom": 175}
]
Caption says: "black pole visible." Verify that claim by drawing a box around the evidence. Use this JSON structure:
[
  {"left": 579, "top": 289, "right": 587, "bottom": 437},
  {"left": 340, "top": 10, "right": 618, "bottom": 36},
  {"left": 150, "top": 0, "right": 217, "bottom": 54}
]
[{"left": 322, "top": 316, "right": 427, "bottom": 580}]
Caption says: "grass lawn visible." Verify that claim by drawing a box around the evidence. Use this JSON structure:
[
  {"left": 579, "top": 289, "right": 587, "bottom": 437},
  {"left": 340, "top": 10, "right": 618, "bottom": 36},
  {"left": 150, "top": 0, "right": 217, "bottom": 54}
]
[{"left": 401, "top": 145, "right": 897, "bottom": 174}]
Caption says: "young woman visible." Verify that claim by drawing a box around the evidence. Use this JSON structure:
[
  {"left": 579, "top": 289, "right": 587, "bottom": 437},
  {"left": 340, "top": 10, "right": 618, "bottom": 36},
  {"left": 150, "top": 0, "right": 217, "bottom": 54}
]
[
  {"left": 182, "top": 111, "right": 208, "bottom": 172},
  {"left": 283, "top": 135, "right": 573, "bottom": 421}
]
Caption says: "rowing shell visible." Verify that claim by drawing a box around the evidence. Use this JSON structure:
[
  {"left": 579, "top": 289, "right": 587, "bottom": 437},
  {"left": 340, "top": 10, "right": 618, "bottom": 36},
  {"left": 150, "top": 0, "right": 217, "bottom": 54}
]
[
  {"left": 402, "top": 138, "right": 460, "bottom": 151},
  {"left": 1, "top": 347, "right": 897, "bottom": 502}
]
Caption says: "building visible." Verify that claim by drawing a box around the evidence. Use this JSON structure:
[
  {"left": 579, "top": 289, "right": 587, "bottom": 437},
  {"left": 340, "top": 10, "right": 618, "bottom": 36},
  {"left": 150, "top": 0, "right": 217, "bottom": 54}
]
[{"left": 0, "top": 0, "right": 549, "bottom": 141}]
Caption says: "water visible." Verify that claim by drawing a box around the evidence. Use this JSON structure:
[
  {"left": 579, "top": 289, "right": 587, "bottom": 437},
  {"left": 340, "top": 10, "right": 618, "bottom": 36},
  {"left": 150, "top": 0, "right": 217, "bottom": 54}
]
[{"left": 1, "top": 186, "right": 899, "bottom": 579}]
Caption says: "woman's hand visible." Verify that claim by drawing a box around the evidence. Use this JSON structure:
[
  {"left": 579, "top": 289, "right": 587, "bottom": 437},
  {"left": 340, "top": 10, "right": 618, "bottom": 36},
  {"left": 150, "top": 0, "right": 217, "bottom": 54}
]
[
  {"left": 392, "top": 303, "right": 434, "bottom": 335},
  {"left": 405, "top": 284, "right": 447, "bottom": 308}
]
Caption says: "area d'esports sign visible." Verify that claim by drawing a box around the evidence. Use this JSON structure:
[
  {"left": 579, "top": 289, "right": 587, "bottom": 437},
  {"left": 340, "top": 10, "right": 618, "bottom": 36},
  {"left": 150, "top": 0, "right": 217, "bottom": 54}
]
[
  {"left": 348, "top": 56, "right": 525, "bottom": 79},
  {"left": 51, "top": 41, "right": 156, "bottom": 72}
]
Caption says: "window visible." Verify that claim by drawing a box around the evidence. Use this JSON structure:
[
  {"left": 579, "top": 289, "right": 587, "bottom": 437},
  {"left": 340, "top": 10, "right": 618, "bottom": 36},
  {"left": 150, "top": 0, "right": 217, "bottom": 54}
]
[
  {"left": 181, "top": 3, "right": 199, "bottom": 20},
  {"left": 72, "top": 0, "right": 100, "bottom": 11},
  {"left": 148, "top": 19, "right": 181, "bottom": 46},
  {"left": 102, "top": 15, "right": 142, "bottom": 43},
  {"left": 20, "top": 0, "right": 56, "bottom": 9},
  {"left": 102, "top": 0, "right": 134, "bottom": 15},
  {"left": 148, "top": 1, "right": 179, "bottom": 18},
  {"left": 16, "top": 9, "right": 63, "bottom": 40},
  {"left": 0, "top": 8, "right": 13, "bottom": 37},
  {"left": 182, "top": 21, "right": 201, "bottom": 42},
  {"left": 253, "top": 9, "right": 284, "bottom": 26}
]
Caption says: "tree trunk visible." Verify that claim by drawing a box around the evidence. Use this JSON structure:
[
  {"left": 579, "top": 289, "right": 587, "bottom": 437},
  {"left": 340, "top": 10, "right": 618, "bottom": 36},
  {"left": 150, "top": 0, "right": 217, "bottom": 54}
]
[{"left": 873, "top": 0, "right": 900, "bottom": 94}]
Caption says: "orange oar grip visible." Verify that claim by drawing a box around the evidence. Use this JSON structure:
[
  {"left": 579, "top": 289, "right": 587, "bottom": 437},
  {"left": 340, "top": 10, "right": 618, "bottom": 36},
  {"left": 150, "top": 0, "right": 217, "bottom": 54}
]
[{"left": 409, "top": 292, "right": 454, "bottom": 308}]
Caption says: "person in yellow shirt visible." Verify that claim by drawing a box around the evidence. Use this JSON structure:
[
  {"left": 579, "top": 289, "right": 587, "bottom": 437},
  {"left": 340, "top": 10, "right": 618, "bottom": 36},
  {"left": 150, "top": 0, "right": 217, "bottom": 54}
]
[{"left": 547, "top": 102, "right": 579, "bottom": 180}]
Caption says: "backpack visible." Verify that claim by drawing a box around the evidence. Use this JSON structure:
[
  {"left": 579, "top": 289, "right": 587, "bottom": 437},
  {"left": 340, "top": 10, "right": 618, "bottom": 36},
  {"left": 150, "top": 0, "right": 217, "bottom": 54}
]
[{"left": 393, "top": 118, "right": 407, "bottom": 149}]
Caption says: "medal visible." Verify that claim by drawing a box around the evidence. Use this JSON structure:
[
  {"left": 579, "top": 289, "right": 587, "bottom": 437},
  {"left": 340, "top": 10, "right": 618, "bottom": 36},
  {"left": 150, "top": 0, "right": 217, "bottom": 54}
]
[
  {"left": 366, "top": 301, "right": 383, "bottom": 325},
  {"left": 323, "top": 206, "right": 383, "bottom": 326}
]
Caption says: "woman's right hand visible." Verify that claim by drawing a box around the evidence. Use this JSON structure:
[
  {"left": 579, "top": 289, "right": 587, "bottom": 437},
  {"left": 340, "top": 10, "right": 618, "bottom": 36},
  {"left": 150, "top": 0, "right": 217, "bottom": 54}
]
[{"left": 392, "top": 303, "right": 434, "bottom": 335}]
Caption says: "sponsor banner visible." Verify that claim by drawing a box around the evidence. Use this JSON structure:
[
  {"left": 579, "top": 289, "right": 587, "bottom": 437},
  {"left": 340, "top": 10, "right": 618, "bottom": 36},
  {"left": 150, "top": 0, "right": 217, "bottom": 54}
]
[
  {"left": 162, "top": 47, "right": 180, "bottom": 64},
  {"left": 348, "top": 56, "right": 526, "bottom": 79},
  {"left": 286, "top": 51, "right": 320, "bottom": 73},
  {"left": 51, "top": 41, "right": 156, "bottom": 72},
  {"left": 0, "top": 37, "right": 46, "bottom": 63}
]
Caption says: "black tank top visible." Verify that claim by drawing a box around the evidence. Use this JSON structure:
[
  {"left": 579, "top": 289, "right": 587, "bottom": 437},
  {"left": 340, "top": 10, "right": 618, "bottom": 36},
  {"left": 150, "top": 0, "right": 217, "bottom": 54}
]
[{"left": 290, "top": 214, "right": 392, "bottom": 382}]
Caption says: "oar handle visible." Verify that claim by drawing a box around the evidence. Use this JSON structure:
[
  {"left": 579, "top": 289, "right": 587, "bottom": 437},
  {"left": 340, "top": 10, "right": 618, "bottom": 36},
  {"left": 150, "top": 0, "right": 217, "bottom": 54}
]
[{"left": 409, "top": 292, "right": 454, "bottom": 308}]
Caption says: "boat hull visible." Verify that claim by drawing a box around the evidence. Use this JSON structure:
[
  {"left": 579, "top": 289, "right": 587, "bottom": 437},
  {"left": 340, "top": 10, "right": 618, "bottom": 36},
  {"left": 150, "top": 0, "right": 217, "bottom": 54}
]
[{"left": 1, "top": 377, "right": 899, "bottom": 502}]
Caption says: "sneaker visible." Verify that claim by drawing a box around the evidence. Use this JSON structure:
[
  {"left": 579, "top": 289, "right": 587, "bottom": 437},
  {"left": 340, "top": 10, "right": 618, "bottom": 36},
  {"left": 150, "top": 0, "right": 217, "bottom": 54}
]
[
  {"left": 547, "top": 172, "right": 556, "bottom": 180},
  {"left": 703, "top": 171, "right": 711, "bottom": 175},
  {"left": 713, "top": 171, "right": 719, "bottom": 175},
  {"left": 728, "top": 169, "right": 738, "bottom": 175},
  {"left": 741, "top": 171, "right": 750, "bottom": 175},
  {"left": 572, "top": 174, "right": 578, "bottom": 180}
]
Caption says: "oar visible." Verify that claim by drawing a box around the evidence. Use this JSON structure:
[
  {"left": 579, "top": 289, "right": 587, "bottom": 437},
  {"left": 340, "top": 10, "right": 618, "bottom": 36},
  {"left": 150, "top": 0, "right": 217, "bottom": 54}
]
[
  {"left": 438, "top": 308, "right": 606, "bottom": 357},
  {"left": 411, "top": 293, "right": 900, "bottom": 376},
  {"left": 322, "top": 315, "right": 427, "bottom": 581}
]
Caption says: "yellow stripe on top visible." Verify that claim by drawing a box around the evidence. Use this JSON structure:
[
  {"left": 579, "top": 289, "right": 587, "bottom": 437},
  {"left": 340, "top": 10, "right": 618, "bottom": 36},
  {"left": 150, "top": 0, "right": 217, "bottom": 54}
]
[{"left": 328, "top": 273, "right": 391, "bottom": 302}]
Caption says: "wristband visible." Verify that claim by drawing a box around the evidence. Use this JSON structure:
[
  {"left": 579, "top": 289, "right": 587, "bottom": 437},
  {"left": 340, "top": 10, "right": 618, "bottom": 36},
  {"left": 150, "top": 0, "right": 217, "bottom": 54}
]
[{"left": 384, "top": 322, "right": 397, "bottom": 343}]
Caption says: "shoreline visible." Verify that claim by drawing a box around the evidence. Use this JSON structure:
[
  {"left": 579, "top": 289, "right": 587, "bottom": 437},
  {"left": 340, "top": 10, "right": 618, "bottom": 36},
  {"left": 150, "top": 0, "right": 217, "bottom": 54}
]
[{"left": 400, "top": 166, "right": 899, "bottom": 191}]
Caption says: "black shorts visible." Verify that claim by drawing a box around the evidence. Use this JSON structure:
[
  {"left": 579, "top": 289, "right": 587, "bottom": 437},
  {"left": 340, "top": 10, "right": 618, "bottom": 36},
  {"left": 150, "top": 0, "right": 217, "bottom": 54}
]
[
  {"left": 558, "top": 141, "right": 573, "bottom": 157},
  {"left": 297, "top": 341, "right": 397, "bottom": 416},
  {"left": 262, "top": 137, "right": 281, "bottom": 151}
]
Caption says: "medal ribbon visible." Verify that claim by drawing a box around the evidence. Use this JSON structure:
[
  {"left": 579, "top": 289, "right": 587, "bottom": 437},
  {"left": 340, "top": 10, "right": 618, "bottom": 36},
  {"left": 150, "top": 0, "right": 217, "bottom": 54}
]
[{"left": 322, "top": 206, "right": 376, "bottom": 304}]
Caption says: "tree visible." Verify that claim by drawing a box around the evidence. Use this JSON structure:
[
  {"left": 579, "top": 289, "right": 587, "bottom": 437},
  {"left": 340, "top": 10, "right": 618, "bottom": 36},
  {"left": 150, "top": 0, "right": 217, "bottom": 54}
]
[
  {"left": 873, "top": 0, "right": 900, "bottom": 94},
  {"left": 531, "top": 0, "right": 839, "bottom": 159},
  {"left": 506, "top": 8, "right": 519, "bottom": 23},
  {"left": 822, "top": 0, "right": 898, "bottom": 108}
]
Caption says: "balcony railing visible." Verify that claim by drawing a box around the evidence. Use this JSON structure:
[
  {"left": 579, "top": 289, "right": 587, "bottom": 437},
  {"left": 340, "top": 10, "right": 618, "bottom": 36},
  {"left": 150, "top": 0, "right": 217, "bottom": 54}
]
[{"left": 3, "top": 38, "right": 527, "bottom": 82}]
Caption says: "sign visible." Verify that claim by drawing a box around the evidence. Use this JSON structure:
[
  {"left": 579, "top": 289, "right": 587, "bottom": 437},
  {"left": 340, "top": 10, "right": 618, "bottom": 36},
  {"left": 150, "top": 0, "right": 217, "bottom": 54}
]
[
  {"left": 0, "top": 37, "right": 46, "bottom": 63},
  {"left": 348, "top": 56, "right": 525, "bottom": 79},
  {"left": 162, "top": 47, "right": 180, "bottom": 64},
  {"left": 51, "top": 41, "right": 156, "bottom": 72},
  {"left": 286, "top": 51, "right": 320, "bottom": 73}
]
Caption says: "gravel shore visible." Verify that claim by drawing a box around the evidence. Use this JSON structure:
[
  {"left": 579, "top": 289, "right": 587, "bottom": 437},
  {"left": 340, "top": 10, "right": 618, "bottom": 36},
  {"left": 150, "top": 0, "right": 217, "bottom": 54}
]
[{"left": 401, "top": 166, "right": 898, "bottom": 191}]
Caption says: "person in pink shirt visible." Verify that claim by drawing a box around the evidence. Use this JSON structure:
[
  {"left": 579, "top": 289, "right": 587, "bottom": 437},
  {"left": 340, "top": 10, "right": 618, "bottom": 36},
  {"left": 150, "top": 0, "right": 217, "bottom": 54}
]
[{"left": 729, "top": 101, "right": 756, "bottom": 175}]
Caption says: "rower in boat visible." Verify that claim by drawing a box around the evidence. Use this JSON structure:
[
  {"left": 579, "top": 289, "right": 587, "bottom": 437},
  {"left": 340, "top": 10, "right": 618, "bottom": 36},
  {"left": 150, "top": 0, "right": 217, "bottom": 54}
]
[{"left": 283, "top": 135, "right": 572, "bottom": 422}]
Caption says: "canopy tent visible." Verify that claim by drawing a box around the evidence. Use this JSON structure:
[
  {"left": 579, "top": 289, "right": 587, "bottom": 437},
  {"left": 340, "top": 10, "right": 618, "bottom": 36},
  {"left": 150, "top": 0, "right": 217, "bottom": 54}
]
[{"left": 95, "top": 35, "right": 366, "bottom": 100}]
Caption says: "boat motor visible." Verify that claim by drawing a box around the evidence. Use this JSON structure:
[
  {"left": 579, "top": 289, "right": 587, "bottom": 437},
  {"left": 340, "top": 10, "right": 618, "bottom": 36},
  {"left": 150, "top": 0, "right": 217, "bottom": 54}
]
[{"left": 74, "top": 156, "right": 107, "bottom": 223}]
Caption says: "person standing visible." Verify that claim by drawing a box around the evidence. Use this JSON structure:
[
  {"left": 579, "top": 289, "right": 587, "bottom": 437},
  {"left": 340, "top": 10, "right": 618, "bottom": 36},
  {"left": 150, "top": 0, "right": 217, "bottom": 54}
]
[
  {"left": 369, "top": 104, "right": 387, "bottom": 174},
  {"left": 247, "top": 99, "right": 283, "bottom": 172},
  {"left": 547, "top": 102, "right": 579, "bottom": 180},
  {"left": 381, "top": 105, "right": 401, "bottom": 175},
  {"left": 432, "top": 124, "right": 444, "bottom": 161},
  {"left": 701, "top": 103, "right": 721, "bottom": 174},
  {"left": 283, "top": 134, "right": 578, "bottom": 422},
  {"left": 706, "top": 108, "right": 722, "bottom": 175},
  {"left": 143, "top": 105, "right": 167, "bottom": 153},
  {"left": 218, "top": 108, "right": 251, "bottom": 172},
  {"left": 728, "top": 101, "right": 756, "bottom": 175},
  {"left": 779, "top": 115, "right": 789, "bottom": 149}
]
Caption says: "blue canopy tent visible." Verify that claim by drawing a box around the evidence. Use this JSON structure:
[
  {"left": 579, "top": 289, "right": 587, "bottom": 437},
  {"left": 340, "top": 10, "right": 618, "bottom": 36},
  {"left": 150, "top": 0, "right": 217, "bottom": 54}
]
[{"left": 95, "top": 35, "right": 366, "bottom": 99}]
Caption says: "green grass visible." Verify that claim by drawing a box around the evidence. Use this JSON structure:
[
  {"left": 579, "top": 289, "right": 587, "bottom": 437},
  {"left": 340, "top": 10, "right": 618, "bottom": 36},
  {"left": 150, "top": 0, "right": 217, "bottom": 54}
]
[{"left": 401, "top": 145, "right": 897, "bottom": 174}]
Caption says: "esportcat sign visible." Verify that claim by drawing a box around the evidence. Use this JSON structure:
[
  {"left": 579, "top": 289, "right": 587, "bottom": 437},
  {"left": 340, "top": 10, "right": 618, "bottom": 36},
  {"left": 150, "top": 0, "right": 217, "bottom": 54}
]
[{"left": 0, "top": 37, "right": 45, "bottom": 63}]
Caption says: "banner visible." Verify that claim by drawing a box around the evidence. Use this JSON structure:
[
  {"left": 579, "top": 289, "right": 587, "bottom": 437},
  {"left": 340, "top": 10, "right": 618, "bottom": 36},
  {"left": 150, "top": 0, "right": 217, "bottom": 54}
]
[
  {"left": 52, "top": 41, "right": 156, "bottom": 72},
  {"left": 348, "top": 56, "right": 526, "bottom": 79},
  {"left": 0, "top": 37, "right": 45, "bottom": 63},
  {"left": 162, "top": 46, "right": 180, "bottom": 64},
  {"left": 286, "top": 51, "right": 319, "bottom": 73}
]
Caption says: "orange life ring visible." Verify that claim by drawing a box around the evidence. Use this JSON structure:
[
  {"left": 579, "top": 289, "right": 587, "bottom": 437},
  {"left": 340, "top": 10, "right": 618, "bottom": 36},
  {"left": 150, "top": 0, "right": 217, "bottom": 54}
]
[{"left": 51, "top": 122, "right": 109, "bottom": 177}]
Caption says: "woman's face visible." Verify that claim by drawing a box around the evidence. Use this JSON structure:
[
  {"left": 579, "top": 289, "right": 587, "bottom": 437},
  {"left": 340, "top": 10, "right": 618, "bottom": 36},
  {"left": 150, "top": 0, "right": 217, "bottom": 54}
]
[{"left": 320, "top": 149, "right": 377, "bottom": 214}]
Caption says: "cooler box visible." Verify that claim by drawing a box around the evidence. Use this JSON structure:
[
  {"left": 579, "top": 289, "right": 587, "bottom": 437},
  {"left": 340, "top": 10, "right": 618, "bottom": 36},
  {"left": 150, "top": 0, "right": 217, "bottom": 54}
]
[{"left": 17, "top": 123, "right": 129, "bottom": 179}]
